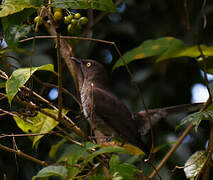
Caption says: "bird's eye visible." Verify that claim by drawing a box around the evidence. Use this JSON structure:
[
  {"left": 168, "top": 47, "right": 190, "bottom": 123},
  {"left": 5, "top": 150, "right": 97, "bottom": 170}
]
[{"left": 86, "top": 62, "right": 92, "bottom": 67}]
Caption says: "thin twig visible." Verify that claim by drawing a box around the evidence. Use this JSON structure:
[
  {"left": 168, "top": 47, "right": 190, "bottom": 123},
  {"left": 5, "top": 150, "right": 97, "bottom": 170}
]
[
  {"left": 0, "top": 144, "right": 48, "bottom": 166},
  {"left": 149, "top": 37, "right": 211, "bottom": 178},
  {"left": 184, "top": 0, "right": 191, "bottom": 31},
  {"left": 55, "top": 126, "right": 83, "bottom": 147},
  {"left": 0, "top": 108, "right": 19, "bottom": 118},
  {"left": 0, "top": 55, "right": 24, "bottom": 66},
  {"left": 0, "top": 131, "right": 61, "bottom": 139},
  {"left": 113, "top": 43, "right": 154, "bottom": 157},
  {"left": 15, "top": 95, "right": 86, "bottom": 138},
  {"left": 87, "top": 0, "right": 123, "bottom": 29},
  {"left": 149, "top": 123, "right": 194, "bottom": 179},
  {"left": 200, "top": 0, "right": 207, "bottom": 29},
  {"left": 197, "top": 44, "right": 212, "bottom": 100},
  {"left": 149, "top": 98, "right": 210, "bottom": 179},
  {"left": 200, "top": 122, "right": 213, "bottom": 180},
  {"left": 0, "top": 69, "right": 8, "bottom": 79},
  {"left": 170, "top": 151, "right": 207, "bottom": 179},
  {"left": 32, "top": 75, "right": 81, "bottom": 107},
  {"left": 20, "top": 34, "right": 109, "bottom": 42},
  {"left": 56, "top": 32, "right": 63, "bottom": 122}
]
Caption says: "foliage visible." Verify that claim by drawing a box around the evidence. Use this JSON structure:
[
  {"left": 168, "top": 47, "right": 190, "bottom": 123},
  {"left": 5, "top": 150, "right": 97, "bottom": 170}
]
[
  {"left": 113, "top": 37, "right": 213, "bottom": 72},
  {"left": 14, "top": 108, "right": 68, "bottom": 148},
  {"left": 0, "top": 0, "right": 213, "bottom": 180},
  {"left": 184, "top": 151, "right": 207, "bottom": 180},
  {"left": 6, "top": 64, "right": 55, "bottom": 105},
  {"left": 52, "top": 0, "right": 117, "bottom": 12}
]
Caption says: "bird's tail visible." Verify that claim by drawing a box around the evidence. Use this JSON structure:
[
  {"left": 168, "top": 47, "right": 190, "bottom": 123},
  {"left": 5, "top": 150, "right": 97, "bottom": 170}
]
[{"left": 134, "top": 103, "right": 203, "bottom": 136}]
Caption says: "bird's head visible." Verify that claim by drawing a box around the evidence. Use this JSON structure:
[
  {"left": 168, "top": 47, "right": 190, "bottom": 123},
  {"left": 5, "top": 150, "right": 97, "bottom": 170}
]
[{"left": 71, "top": 57, "right": 109, "bottom": 87}]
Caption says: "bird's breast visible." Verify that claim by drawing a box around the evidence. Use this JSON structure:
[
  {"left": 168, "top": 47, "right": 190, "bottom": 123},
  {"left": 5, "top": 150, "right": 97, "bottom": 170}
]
[{"left": 80, "top": 82, "right": 116, "bottom": 136}]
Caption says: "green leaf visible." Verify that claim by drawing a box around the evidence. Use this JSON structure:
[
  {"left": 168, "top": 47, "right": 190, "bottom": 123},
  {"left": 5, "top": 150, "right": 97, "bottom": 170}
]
[
  {"left": 153, "top": 142, "right": 175, "bottom": 153},
  {"left": 3, "top": 24, "right": 32, "bottom": 48},
  {"left": 184, "top": 150, "right": 207, "bottom": 180},
  {"left": 6, "top": 64, "right": 55, "bottom": 105},
  {"left": 58, "top": 143, "right": 91, "bottom": 178},
  {"left": 88, "top": 175, "right": 106, "bottom": 180},
  {"left": 49, "top": 139, "right": 67, "bottom": 160},
  {"left": 83, "top": 146, "right": 127, "bottom": 165},
  {"left": 2, "top": 8, "right": 36, "bottom": 48},
  {"left": 58, "top": 142, "right": 100, "bottom": 165},
  {"left": 14, "top": 108, "right": 68, "bottom": 148},
  {"left": 113, "top": 37, "right": 213, "bottom": 70},
  {"left": 32, "top": 165, "right": 68, "bottom": 180},
  {"left": 58, "top": 143, "right": 125, "bottom": 179},
  {"left": 109, "top": 155, "right": 120, "bottom": 172},
  {"left": 29, "top": 0, "right": 44, "bottom": 7},
  {"left": 177, "top": 104, "right": 213, "bottom": 132},
  {"left": 0, "top": 82, "right": 6, "bottom": 88},
  {"left": 109, "top": 155, "right": 136, "bottom": 180},
  {"left": 52, "top": 0, "right": 117, "bottom": 12},
  {"left": 113, "top": 37, "right": 185, "bottom": 70},
  {"left": 177, "top": 112, "right": 203, "bottom": 132},
  {"left": 171, "top": 45, "right": 213, "bottom": 61},
  {"left": 0, "top": 0, "right": 35, "bottom": 17}
]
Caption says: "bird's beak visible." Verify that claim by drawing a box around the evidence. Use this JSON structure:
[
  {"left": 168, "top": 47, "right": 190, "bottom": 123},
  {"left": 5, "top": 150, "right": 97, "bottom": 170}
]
[
  {"left": 70, "top": 57, "right": 82, "bottom": 64},
  {"left": 70, "top": 57, "right": 84, "bottom": 89}
]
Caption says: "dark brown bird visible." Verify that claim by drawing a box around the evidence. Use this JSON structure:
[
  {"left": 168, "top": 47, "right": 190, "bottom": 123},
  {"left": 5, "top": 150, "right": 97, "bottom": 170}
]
[{"left": 71, "top": 57, "right": 203, "bottom": 154}]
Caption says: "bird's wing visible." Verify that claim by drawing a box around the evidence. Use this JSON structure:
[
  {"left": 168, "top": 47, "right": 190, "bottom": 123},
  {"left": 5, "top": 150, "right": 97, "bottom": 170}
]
[{"left": 92, "top": 87, "right": 148, "bottom": 151}]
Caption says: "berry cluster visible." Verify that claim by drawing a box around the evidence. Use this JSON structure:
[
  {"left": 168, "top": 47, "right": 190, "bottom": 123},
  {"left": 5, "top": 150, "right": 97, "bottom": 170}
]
[
  {"left": 33, "top": 8, "right": 88, "bottom": 34},
  {"left": 53, "top": 8, "right": 63, "bottom": 21},
  {"left": 64, "top": 12, "right": 88, "bottom": 33}
]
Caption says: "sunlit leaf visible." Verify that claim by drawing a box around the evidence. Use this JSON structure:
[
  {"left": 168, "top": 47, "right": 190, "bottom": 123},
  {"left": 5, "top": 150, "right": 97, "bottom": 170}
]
[
  {"left": 6, "top": 64, "right": 55, "bottom": 105},
  {"left": 153, "top": 142, "right": 175, "bottom": 153},
  {"left": 184, "top": 150, "right": 207, "bottom": 180},
  {"left": 101, "top": 141, "right": 144, "bottom": 156},
  {"left": 52, "top": 0, "right": 117, "bottom": 12},
  {"left": 113, "top": 37, "right": 213, "bottom": 70},
  {"left": 14, "top": 108, "right": 68, "bottom": 148},
  {"left": 0, "top": 0, "right": 35, "bottom": 17},
  {"left": 32, "top": 165, "right": 68, "bottom": 180}
]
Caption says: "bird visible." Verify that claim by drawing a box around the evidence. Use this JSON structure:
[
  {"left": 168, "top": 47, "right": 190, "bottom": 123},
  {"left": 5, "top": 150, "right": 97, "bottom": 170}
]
[{"left": 70, "top": 57, "right": 203, "bottom": 154}]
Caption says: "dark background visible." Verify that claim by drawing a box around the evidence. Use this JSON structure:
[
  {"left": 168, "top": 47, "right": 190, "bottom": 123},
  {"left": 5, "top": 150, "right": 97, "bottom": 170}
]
[{"left": 0, "top": 0, "right": 213, "bottom": 179}]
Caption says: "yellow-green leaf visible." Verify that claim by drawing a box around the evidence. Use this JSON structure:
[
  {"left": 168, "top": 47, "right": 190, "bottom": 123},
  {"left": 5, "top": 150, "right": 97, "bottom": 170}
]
[
  {"left": 6, "top": 64, "right": 55, "bottom": 105},
  {"left": 52, "top": 0, "right": 117, "bottom": 12},
  {"left": 49, "top": 139, "right": 67, "bottom": 160},
  {"left": 100, "top": 141, "right": 144, "bottom": 156},
  {"left": 14, "top": 108, "right": 69, "bottom": 148},
  {"left": 0, "top": 0, "right": 35, "bottom": 17},
  {"left": 113, "top": 36, "right": 213, "bottom": 70}
]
